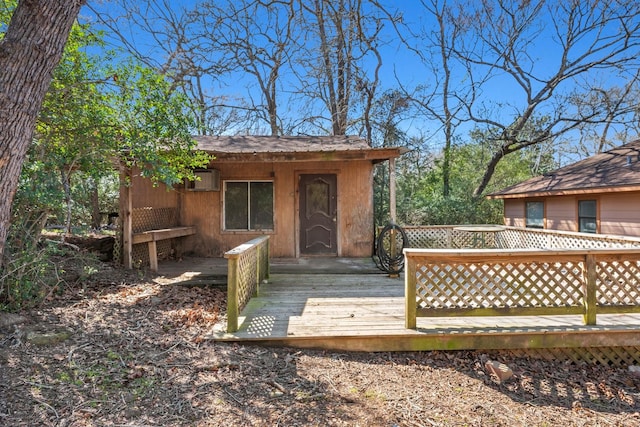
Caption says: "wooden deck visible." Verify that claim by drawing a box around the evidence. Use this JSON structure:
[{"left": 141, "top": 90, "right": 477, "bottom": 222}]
[{"left": 201, "top": 260, "right": 640, "bottom": 352}]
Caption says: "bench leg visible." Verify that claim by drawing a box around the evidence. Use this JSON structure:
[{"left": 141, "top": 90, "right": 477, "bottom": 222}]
[{"left": 148, "top": 240, "right": 158, "bottom": 272}]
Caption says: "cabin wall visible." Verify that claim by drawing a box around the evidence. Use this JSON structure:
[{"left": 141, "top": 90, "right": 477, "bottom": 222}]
[
  {"left": 129, "top": 167, "right": 178, "bottom": 209},
  {"left": 177, "top": 159, "right": 375, "bottom": 257}
]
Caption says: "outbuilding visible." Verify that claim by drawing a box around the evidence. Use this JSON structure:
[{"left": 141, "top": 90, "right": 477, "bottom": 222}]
[{"left": 120, "top": 135, "right": 406, "bottom": 268}]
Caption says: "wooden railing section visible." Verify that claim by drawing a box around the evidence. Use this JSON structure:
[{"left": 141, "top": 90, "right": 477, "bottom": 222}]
[
  {"left": 401, "top": 225, "right": 640, "bottom": 250},
  {"left": 224, "top": 236, "right": 270, "bottom": 333},
  {"left": 404, "top": 226, "right": 640, "bottom": 329}
]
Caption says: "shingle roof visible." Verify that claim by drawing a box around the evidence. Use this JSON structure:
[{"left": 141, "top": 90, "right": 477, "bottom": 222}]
[
  {"left": 194, "top": 135, "right": 371, "bottom": 153},
  {"left": 488, "top": 139, "right": 640, "bottom": 199}
]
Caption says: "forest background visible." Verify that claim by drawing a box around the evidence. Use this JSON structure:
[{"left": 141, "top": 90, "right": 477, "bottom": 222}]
[{"left": 2, "top": 0, "right": 640, "bottom": 309}]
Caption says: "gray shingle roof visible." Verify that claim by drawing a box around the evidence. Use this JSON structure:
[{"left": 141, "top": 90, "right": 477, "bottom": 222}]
[
  {"left": 489, "top": 139, "right": 640, "bottom": 198},
  {"left": 194, "top": 135, "right": 370, "bottom": 153}
]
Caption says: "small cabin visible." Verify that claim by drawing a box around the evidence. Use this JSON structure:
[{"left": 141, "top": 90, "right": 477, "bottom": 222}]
[
  {"left": 120, "top": 135, "right": 406, "bottom": 268},
  {"left": 488, "top": 139, "right": 640, "bottom": 237}
]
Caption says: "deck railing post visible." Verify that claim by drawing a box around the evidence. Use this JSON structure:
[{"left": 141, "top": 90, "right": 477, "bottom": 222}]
[
  {"left": 265, "top": 238, "right": 270, "bottom": 280},
  {"left": 255, "top": 245, "right": 261, "bottom": 297},
  {"left": 226, "top": 255, "right": 239, "bottom": 333},
  {"left": 583, "top": 254, "right": 597, "bottom": 325},
  {"left": 405, "top": 254, "right": 417, "bottom": 329}
]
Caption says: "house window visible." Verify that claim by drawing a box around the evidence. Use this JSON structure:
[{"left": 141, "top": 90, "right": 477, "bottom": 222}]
[
  {"left": 525, "top": 201, "right": 544, "bottom": 228},
  {"left": 224, "top": 181, "right": 274, "bottom": 231},
  {"left": 578, "top": 200, "right": 597, "bottom": 233}
]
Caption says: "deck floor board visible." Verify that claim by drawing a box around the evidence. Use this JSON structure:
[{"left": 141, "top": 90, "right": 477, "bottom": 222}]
[{"left": 209, "top": 271, "right": 640, "bottom": 351}]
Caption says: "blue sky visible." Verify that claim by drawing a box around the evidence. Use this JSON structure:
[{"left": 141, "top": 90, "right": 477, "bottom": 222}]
[{"left": 80, "top": 1, "right": 640, "bottom": 163}]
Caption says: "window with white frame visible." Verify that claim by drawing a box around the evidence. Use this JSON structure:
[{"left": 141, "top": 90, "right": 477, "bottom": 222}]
[
  {"left": 525, "top": 201, "right": 544, "bottom": 228},
  {"left": 224, "top": 181, "right": 274, "bottom": 231},
  {"left": 578, "top": 199, "right": 597, "bottom": 233}
]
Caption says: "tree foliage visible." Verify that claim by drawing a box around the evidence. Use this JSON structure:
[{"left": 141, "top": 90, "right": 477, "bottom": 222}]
[
  {"left": 4, "top": 0, "right": 640, "bottom": 276},
  {"left": 1, "top": 6, "right": 209, "bottom": 309},
  {"left": 0, "top": 0, "right": 84, "bottom": 262},
  {"left": 17, "top": 20, "right": 209, "bottom": 237}
]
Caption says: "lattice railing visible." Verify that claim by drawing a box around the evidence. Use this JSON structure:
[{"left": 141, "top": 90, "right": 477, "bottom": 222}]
[
  {"left": 131, "top": 207, "right": 177, "bottom": 233},
  {"left": 596, "top": 256, "right": 640, "bottom": 311},
  {"left": 402, "top": 226, "right": 455, "bottom": 248},
  {"left": 404, "top": 248, "right": 640, "bottom": 329},
  {"left": 399, "top": 225, "right": 640, "bottom": 250},
  {"left": 498, "top": 227, "right": 640, "bottom": 250},
  {"left": 224, "top": 236, "right": 270, "bottom": 333},
  {"left": 499, "top": 346, "right": 640, "bottom": 366}
]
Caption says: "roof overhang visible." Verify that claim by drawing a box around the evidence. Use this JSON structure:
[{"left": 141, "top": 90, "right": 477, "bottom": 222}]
[
  {"left": 207, "top": 146, "right": 408, "bottom": 163},
  {"left": 487, "top": 184, "right": 640, "bottom": 199},
  {"left": 193, "top": 135, "right": 408, "bottom": 163}
]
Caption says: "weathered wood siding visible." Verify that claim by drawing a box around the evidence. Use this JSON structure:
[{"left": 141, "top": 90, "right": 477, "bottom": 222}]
[
  {"left": 179, "top": 159, "right": 374, "bottom": 257},
  {"left": 130, "top": 168, "right": 178, "bottom": 209}
]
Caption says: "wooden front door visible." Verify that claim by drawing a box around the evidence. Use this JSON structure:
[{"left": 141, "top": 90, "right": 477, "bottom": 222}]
[{"left": 299, "top": 174, "right": 337, "bottom": 255}]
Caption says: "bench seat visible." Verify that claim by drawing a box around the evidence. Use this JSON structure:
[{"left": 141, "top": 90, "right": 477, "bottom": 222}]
[{"left": 132, "top": 226, "right": 196, "bottom": 271}]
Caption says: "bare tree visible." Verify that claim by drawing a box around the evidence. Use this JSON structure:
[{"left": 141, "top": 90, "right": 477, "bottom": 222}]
[
  {"left": 570, "top": 70, "right": 640, "bottom": 157},
  {"left": 407, "top": 0, "right": 481, "bottom": 197},
  {"left": 93, "top": 0, "right": 303, "bottom": 136},
  {"left": 89, "top": 0, "right": 247, "bottom": 135},
  {"left": 0, "top": 0, "right": 84, "bottom": 261},
  {"left": 193, "top": 0, "right": 299, "bottom": 136},
  {"left": 295, "top": 0, "right": 386, "bottom": 138},
  {"left": 445, "top": 0, "right": 640, "bottom": 196}
]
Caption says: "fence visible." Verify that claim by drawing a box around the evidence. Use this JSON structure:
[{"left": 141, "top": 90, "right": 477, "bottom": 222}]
[
  {"left": 401, "top": 225, "right": 640, "bottom": 250},
  {"left": 225, "top": 236, "right": 270, "bottom": 333},
  {"left": 404, "top": 226, "right": 640, "bottom": 329}
]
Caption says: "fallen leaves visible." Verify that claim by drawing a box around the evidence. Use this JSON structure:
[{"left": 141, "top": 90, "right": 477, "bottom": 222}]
[{"left": 1, "top": 270, "right": 639, "bottom": 426}]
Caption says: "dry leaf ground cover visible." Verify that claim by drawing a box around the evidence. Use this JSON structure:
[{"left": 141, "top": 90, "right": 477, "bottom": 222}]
[{"left": 1, "top": 262, "right": 640, "bottom": 426}]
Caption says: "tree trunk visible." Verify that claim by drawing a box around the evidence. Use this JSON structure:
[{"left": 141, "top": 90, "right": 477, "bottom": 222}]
[
  {"left": 0, "top": 0, "right": 84, "bottom": 262},
  {"left": 90, "top": 177, "right": 102, "bottom": 230},
  {"left": 473, "top": 150, "right": 505, "bottom": 198},
  {"left": 60, "top": 168, "right": 73, "bottom": 240}
]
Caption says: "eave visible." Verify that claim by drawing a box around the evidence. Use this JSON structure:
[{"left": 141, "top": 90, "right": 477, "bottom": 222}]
[
  {"left": 207, "top": 147, "right": 408, "bottom": 163},
  {"left": 487, "top": 184, "right": 640, "bottom": 199}
]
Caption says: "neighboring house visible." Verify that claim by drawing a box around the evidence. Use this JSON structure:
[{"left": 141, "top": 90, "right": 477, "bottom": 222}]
[
  {"left": 122, "top": 135, "right": 406, "bottom": 261},
  {"left": 487, "top": 139, "right": 640, "bottom": 237}
]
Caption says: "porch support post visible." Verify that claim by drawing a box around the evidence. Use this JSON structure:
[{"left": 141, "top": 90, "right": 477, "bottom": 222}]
[
  {"left": 389, "top": 157, "right": 397, "bottom": 223},
  {"left": 389, "top": 157, "right": 398, "bottom": 277}
]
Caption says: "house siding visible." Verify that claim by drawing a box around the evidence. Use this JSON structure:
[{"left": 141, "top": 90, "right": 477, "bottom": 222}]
[
  {"left": 546, "top": 197, "right": 576, "bottom": 232},
  {"left": 130, "top": 169, "right": 178, "bottom": 209},
  {"left": 600, "top": 192, "right": 640, "bottom": 236},
  {"left": 178, "top": 159, "right": 374, "bottom": 258},
  {"left": 504, "top": 200, "right": 524, "bottom": 227},
  {"left": 501, "top": 191, "right": 640, "bottom": 238}
]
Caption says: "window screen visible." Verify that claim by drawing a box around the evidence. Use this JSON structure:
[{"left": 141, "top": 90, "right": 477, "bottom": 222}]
[
  {"left": 578, "top": 200, "right": 597, "bottom": 233},
  {"left": 224, "top": 181, "right": 273, "bottom": 230},
  {"left": 525, "top": 201, "right": 544, "bottom": 228}
]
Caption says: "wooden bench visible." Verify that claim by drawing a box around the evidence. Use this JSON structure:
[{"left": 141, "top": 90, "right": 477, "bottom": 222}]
[{"left": 132, "top": 226, "right": 196, "bottom": 272}]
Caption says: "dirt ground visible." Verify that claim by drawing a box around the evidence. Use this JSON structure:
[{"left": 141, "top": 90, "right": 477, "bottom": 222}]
[{"left": 1, "top": 261, "right": 640, "bottom": 426}]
